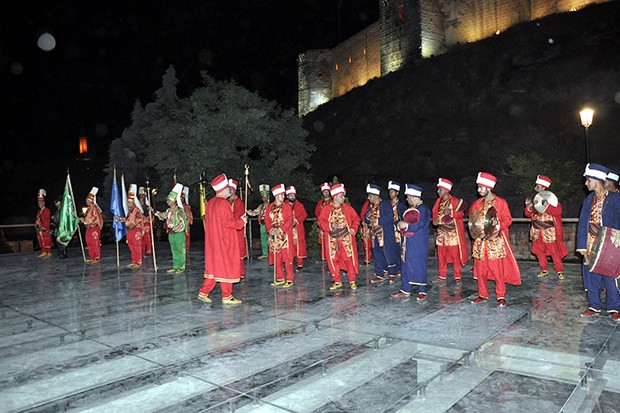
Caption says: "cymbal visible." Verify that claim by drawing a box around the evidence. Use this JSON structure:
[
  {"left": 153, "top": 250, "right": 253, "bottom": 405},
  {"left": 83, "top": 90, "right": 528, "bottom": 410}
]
[
  {"left": 468, "top": 206, "right": 497, "bottom": 238},
  {"left": 468, "top": 209, "right": 483, "bottom": 238},
  {"left": 534, "top": 191, "right": 558, "bottom": 213},
  {"left": 484, "top": 206, "right": 497, "bottom": 236}
]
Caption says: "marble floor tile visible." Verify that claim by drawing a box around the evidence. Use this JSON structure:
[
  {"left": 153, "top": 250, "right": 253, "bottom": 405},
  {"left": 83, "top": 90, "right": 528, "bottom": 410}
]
[{"left": 1, "top": 243, "right": 618, "bottom": 412}]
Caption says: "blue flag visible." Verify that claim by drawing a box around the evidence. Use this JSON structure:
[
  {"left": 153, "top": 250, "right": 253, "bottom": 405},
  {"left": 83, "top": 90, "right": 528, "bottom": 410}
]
[{"left": 110, "top": 173, "right": 127, "bottom": 242}]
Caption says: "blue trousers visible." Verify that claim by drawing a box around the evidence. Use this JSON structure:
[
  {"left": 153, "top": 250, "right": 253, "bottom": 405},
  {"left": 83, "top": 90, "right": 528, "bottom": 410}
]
[{"left": 583, "top": 264, "right": 620, "bottom": 312}]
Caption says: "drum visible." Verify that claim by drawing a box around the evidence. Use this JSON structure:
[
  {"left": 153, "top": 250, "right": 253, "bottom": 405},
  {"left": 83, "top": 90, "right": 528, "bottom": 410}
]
[
  {"left": 403, "top": 208, "right": 420, "bottom": 225},
  {"left": 588, "top": 226, "right": 620, "bottom": 278},
  {"left": 440, "top": 198, "right": 467, "bottom": 224},
  {"left": 400, "top": 208, "right": 419, "bottom": 237}
]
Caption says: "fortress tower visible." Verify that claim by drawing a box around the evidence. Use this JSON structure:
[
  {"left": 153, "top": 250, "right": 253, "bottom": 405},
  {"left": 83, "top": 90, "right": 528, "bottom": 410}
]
[{"left": 298, "top": 0, "right": 608, "bottom": 116}]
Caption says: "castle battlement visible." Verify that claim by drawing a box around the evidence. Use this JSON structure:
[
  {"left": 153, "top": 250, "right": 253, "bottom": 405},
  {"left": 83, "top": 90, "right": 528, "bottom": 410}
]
[{"left": 298, "top": 0, "right": 608, "bottom": 116}]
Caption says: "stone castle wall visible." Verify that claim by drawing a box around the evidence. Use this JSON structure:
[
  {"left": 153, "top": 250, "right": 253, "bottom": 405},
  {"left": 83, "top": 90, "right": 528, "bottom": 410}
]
[{"left": 298, "top": 0, "right": 609, "bottom": 116}]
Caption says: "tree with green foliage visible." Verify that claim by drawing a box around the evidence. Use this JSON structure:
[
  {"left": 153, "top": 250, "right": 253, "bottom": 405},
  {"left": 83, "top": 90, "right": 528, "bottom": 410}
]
[
  {"left": 505, "top": 153, "right": 582, "bottom": 201},
  {"left": 141, "top": 71, "right": 315, "bottom": 204}
]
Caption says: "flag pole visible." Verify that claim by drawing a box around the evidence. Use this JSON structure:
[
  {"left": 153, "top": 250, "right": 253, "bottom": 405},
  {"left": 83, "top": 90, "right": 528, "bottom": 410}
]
[
  {"left": 115, "top": 168, "right": 120, "bottom": 267},
  {"left": 146, "top": 179, "right": 158, "bottom": 272},
  {"left": 244, "top": 164, "right": 250, "bottom": 260},
  {"left": 67, "top": 170, "right": 86, "bottom": 261},
  {"left": 199, "top": 172, "right": 206, "bottom": 232}
]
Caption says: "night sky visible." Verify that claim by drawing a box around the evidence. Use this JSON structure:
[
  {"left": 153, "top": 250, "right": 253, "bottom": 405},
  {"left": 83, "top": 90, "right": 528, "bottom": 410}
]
[{"left": 1, "top": 0, "right": 378, "bottom": 218}]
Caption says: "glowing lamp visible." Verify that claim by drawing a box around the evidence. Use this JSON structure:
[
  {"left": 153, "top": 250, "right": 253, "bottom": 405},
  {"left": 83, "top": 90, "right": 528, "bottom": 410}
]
[
  {"left": 79, "top": 137, "right": 88, "bottom": 154},
  {"left": 580, "top": 108, "right": 593, "bottom": 128},
  {"left": 579, "top": 107, "right": 594, "bottom": 163}
]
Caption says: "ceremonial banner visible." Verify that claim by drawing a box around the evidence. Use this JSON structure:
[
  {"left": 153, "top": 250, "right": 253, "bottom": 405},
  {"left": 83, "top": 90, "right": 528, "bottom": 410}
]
[
  {"left": 56, "top": 174, "right": 80, "bottom": 246},
  {"left": 110, "top": 172, "right": 127, "bottom": 243}
]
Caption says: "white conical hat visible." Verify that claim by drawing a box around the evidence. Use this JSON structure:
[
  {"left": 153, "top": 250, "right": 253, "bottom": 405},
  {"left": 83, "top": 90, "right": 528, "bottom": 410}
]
[
  {"left": 167, "top": 183, "right": 184, "bottom": 207},
  {"left": 128, "top": 184, "right": 143, "bottom": 213},
  {"left": 87, "top": 187, "right": 99, "bottom": 205}
]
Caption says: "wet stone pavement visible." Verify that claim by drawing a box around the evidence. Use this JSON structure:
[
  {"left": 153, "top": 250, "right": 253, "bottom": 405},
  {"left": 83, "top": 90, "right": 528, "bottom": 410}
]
[{"left": 1, "top": 242, "right": 620, "bottom": 412}]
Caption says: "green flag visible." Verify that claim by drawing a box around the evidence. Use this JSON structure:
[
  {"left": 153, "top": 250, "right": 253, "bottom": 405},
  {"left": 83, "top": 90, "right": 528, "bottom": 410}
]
[{"left": 56, "top": 174, "right": 80, "bottom": 246}]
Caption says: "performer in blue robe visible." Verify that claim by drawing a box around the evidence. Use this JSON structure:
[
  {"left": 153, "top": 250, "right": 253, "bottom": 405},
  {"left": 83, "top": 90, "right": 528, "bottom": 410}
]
[
  {"left": 387, "top": 180, "right": 407, "bottom": 282},
  {"left": 576, "top": 163, "right": 620, "bottom": 320},
  {"left": 365, "top": 184, "right": 402, "bottom": 283},
  {"left": 391, "top": 184, "right": 431, "bottom": 301}
]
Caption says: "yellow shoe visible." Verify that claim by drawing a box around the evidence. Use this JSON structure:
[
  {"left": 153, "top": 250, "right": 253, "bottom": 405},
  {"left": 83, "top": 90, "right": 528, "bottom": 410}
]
[
  {"left": 197, "top": 293, "right": 212, "bottom": 303},
  {"left": 166, "top": 268, "right": 176, "bottom": 273},
  {"left": 330, "top": 282, "right": 343, "bottom": 291},
  {"left": 558, "top": 272, "right": 565, "bottom": 280},
  {"left": 270, "top": 280, "right": 285, "bottom": 287},
  {"left": 38, "top": 253, "right": 47, "bottom": 258},
  {"left": 222, "top": 296, "right": 242, "bottom": 305},
  {"left": 175, "top": 269, "right": 185, "bottom": 274},
  {"left": 350, "top": 282, "right": 358, "bottom": 290},
  {"left": 45, "top": 252, "right": 53, "bottom": 258},
  {"left": 537, "top": 270, "right": 549, "bottom": 278},
  {"left": 283, "top": 281, "right": 294, "bottom": 288}
]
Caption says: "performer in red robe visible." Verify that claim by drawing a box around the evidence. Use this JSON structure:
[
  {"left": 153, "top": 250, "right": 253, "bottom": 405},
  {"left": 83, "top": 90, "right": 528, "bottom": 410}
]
[
  {"left": 265, "top": 184, "right": 295, "bottom": 287},
  {"left": 318, "top": 183, "right": 360, "bottom": 291},
  {"left": 80, "top": 187, "right": 103, "bottom": 263},
  {"left": 229, "top": 179, "right": 248, "bottom": 279},
  {"left": 286, "top": 186, "right": 308, "bottom": 270},
  {"left": 314, "top": 182, "right": 332, "bottom": 262},
  {"left": 198, "top": 174, "right": 246, "bottom": 305},
  {"left": 431, "top": 178, "right": 469, "bottom": 282},
  {"left": 35, "top": 189, "right": 53, "bottom": 257},
  {"left": 524, "top": 175, "right": 568, "bottom": 279},
  {"left": 469, "top": 172, "right": 521, "bottom": 307},
  {"left": 358, "top": 199, "right": 372, "bottom": 265},
  {"left": 116, "top": 184, "right": 144, "bottom": 267}
]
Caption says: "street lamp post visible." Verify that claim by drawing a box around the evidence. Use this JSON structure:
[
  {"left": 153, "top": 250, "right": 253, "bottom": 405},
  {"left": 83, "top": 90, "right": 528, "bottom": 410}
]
[{"left": 580, "top": 108, "right": 594, "bottom": 164}]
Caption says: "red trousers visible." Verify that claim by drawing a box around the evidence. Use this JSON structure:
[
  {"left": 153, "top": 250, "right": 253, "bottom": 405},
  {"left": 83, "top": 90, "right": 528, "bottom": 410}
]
[
  {"left": 200, "top": 278, "right": 234, "bottom": 299},
  {"left": 127, "top": 228, "right": 143, "bottom": 265},
  {"left": 474, "top": 257, "right": 513, "bottom": 300},
  {"left": 37, "top": 231, "right": 53, "bottom": 254},
  {"left": 328, "top": 248, "right": 357, "bottom": 283},
  {"left": 437, "top": 245, "right": 464, "bottom": 279},
  {"left": 85, "top": 227, "right": 101, "bottom": 260},
  {"left": 273, "top": 249, "right": 294, "bottom": 281},
  {"left": 362, "top": 237, "right": 372, "bottom": 263}
]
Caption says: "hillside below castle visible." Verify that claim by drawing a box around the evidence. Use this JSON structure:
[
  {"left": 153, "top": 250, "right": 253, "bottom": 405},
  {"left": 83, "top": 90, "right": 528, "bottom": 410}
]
[{"left": 303, "top": 1, "right": 620, "bottom": 216}]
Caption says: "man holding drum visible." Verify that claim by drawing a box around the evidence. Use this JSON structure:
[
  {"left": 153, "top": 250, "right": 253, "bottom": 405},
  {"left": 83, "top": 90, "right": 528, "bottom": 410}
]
[
  {"left": 524, "top": 175, "right": 568, "bottom": 279},
  {"left": 577, "top": 163, "right": 620, "bottom": 320},
  {"left": 391, "top": 184, "right": 431, "bottom": 301}
]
